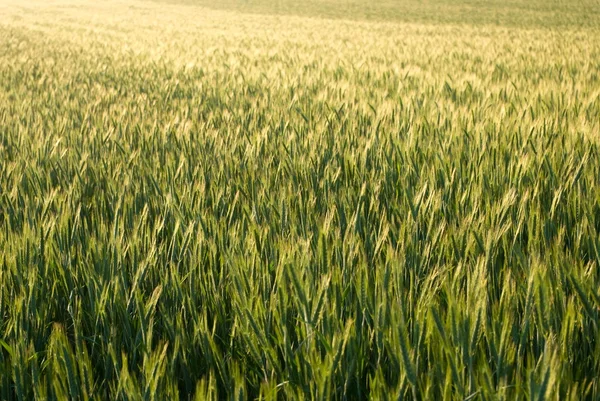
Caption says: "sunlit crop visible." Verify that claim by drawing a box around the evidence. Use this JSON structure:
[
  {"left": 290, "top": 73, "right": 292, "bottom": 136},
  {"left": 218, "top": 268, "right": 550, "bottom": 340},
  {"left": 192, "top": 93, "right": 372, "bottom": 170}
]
[{"left": 1, "top": 0, "right": 600, "bottom": 399}]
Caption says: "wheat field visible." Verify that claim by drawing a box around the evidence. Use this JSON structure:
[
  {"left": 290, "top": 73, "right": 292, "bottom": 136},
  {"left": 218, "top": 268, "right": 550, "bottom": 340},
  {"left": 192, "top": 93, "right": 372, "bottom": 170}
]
[{"left": 1, "top": 0, "right": 600, "bottom": 399}]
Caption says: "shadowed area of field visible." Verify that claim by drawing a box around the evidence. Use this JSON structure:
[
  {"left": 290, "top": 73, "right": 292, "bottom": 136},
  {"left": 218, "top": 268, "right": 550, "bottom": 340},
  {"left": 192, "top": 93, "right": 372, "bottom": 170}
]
[{"left": 154, "top": 0, "right": 600, "bottom": 28}]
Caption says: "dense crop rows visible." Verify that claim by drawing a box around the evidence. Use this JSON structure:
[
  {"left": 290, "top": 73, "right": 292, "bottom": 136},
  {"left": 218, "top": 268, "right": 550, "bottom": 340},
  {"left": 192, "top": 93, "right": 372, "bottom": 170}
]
[{"left": 1, "top": 0, "right": 600, "bottom": 399}]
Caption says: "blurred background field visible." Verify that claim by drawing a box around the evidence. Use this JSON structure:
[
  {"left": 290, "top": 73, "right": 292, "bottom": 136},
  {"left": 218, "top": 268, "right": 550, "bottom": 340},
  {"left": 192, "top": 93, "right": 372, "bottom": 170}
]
[{"left": 159, "top": 0, "right": 600, "bottom": 28}]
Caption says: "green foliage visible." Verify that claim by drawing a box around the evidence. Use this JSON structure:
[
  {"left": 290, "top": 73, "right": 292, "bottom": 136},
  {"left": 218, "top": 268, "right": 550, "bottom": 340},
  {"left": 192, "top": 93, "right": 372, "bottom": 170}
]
[{"left": 1, "top": 0, "right": 599, "bottom": 399}]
